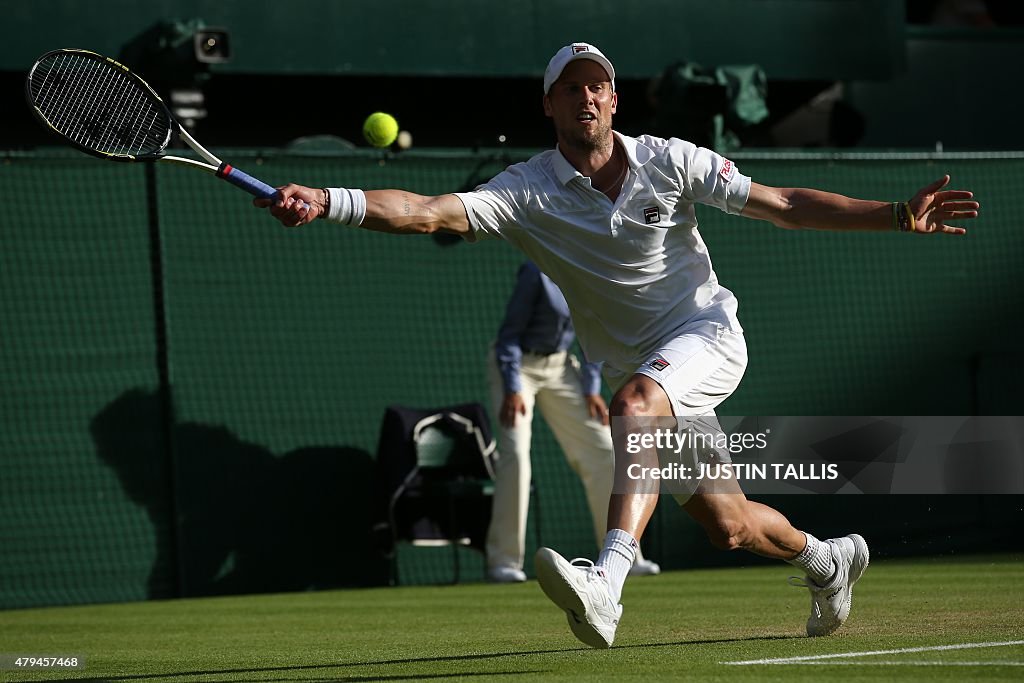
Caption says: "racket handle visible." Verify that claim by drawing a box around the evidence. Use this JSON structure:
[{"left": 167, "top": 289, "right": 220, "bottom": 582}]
[
  {"left": 215, "top": 163, "right": 312, "bottom": 211},
  {"left": 216, "top": 163, "right": 277, "bottom": 199}
]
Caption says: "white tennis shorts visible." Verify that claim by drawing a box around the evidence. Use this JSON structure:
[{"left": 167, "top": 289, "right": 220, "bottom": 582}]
[
  {"left": 605, "top": 319, "right": 748, "bottom": 419},
  {"left": 605, "top": 320, "right": 748, "bottom": 503}
]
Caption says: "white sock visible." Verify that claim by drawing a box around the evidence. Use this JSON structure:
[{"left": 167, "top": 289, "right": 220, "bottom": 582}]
[
  {"left": 597, "top": 529, "right": 638, "bottom": 603},
  {"left": 787, "top": 532, "right": 836, "bottom": 585}
]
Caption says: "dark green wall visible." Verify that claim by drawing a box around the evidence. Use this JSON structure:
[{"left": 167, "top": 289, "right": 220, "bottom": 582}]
[
  {"left": 2, "top": 0, "right": 904, "bottom": 80},
  {"left": 1, "top": 148, "right": 1021, "bottom": 608},
  {"left": 848, "top": 28, "right": 1024, "bottom": 150}
]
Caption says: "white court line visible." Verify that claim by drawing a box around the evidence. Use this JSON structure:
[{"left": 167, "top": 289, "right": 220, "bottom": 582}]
[
  {"left": 723, "top": 640, "right": 1024, "bottom": 666},
  {"left": 772, "top": 661, "right": 1024, "bottom": 667}
]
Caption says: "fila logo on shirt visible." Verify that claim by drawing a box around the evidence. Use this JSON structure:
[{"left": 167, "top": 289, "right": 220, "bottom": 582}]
[
  {"left": 649, "top": 357, "right": 670, "bottom": 372},
  {"left": 643, "top": 206, "right": 660, "bottom": 224},
  {"left": 719, "top": 159, "right": 737, "bottom": 182}
]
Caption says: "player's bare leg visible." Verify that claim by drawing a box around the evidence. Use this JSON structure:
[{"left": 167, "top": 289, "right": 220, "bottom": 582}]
[
  {"left": 606, "top": 376, "right": 668, "bottom": 542},
  {"left": 534, "top": 374, "right": 666, "bottom": 647},
  {"left": 681, "top": 482, "right": 806, "bottom": 558},
  {"left": 600, "top": 375, "right": 671, "bottom": 596},
  {"left": 535, "top": 372, "right": 869, "bottom": 644},
  {"left": 683, "top": 473, "right": 869, "bottom": 636}
]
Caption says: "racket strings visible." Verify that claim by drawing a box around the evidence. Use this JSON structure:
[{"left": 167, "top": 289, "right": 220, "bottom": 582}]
[
  {"left": 95, "top": 72, "right": 147, "bottom": 154},
  {"left": 59, "top": 54, "right": 117, "bottom": 149},
  {"left": 79, "top": 57, "right": 163, "bottom": 156},
  {"left": 30, "top": 52, "right": 171, "bottom": 157},
  {"left": 36, "top": 53, "right": 117, "bottom": 147},
  {"left": 84, "top": 58, "right": 164, "bottom": 156}
]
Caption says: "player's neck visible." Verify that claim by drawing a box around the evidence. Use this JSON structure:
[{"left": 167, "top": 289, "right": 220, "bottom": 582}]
[
  {"left": 560, "top": 136, "right": 625, "bottom": 201},
  {"left": 558, "top": 133, "right": 618, "bottom": 180}
]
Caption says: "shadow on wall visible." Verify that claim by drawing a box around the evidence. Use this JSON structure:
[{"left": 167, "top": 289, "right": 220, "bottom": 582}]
[{"left": 91, "top": 388, "right": 389, "bottom": 598}]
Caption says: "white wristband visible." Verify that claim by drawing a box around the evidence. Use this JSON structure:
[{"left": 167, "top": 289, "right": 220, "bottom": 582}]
[{"left": 325, "top": 188, "right": 367, "bottom": 226}]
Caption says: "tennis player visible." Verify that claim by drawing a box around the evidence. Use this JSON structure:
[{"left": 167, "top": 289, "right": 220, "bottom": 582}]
[{"left": 255, "top": 42, "right": 979, "bottom": 648}]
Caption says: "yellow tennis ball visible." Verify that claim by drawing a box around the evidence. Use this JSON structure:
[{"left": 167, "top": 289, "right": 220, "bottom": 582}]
[{"left": 363, "top": 112, "right": 399, "bottom": 147}]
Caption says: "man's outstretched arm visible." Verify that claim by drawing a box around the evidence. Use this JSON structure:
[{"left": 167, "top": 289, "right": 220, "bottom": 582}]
[
  {"left": 254, "top": 184, "right": 471, "bottom": 235},
  {"left": 741, "top": 175, "right": 979, "bottom": 235}
]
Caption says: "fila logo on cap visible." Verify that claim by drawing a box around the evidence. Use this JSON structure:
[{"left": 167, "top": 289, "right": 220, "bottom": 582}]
[{"left": 544, "top": 42, "right": 616, "bottom": 94}]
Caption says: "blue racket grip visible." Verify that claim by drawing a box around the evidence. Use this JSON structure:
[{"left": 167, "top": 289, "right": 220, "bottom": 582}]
[
  {"left": 216, "top": 163, "right": 311, "bottom": 209},
  {"left": 216, "top": 163, "right": 276, "bottom": 198}
]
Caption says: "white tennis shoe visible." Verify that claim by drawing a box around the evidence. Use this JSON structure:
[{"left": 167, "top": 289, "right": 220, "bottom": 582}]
[
  {"left": 535, "top": 547, "right": 622, "bottom": 648},
  {"left": 790, "top": 533, "right": 870, "bottom": 637}
]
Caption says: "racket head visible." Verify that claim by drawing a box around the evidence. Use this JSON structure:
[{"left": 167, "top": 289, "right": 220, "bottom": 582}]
[{"left": 26, "top": 48, "right": 176, "bottom": 161}]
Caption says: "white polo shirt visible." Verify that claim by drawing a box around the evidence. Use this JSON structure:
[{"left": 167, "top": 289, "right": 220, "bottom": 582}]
[{"left": 455, "top": 132, "right": 751, "bottom": 375}]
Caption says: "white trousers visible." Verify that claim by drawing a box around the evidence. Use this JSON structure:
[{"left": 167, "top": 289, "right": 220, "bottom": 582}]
[{"left": 486, "top": 348, "right": 628, "bottom": 571}]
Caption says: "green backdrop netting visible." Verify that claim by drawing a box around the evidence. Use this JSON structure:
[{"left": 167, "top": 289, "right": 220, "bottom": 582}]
[{"left": 2, "top": 149, "right": 1021, "bottom": 607}]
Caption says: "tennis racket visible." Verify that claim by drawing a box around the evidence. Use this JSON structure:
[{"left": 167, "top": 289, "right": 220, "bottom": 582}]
[{"left": 26, "top": 48, "right": 291, "bottom": 203}]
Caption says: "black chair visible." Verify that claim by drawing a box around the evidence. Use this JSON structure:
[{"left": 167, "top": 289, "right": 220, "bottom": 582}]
[{"left": 374, "top": 404, "right": 498, "bottom": 585}]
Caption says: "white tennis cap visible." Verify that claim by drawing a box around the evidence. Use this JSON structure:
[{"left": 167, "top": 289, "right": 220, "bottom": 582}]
[{"left": 543, "top": 42, "right": 616, "bottom": 94}]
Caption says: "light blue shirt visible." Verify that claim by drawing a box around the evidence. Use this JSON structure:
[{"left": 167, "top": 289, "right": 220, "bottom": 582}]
[{"left": 495, "top": 261, "right": 602, "bottom": 396}]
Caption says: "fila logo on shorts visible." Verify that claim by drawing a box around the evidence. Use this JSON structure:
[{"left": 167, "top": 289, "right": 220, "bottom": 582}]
[
  {"left": 719, "top": 159, "right": 737, "bottom": 182},
  {"left": 649, "top": 357, "right": 670, "bottom": 372},
  {"left": 643, "top": 206, "right": 660, "bottom": 224}
]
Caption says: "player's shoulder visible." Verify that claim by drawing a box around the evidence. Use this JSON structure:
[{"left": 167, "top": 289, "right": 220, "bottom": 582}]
[
  {"left": 618, "top": 133, "right": 700, "bottom": 187},
  {"left": 486, "top": 151, "right": 557, "bottom": 191},
  {"left": 472, "top": 152, "right": 563, "bottom": 206},
  {"left": 629, "top": 134, "right": 734, "bottom": 182},
  {"left": 519, "top": 149, "right": 561, "bottom": 179},
  {"left": 632, "top": 134, "right": 700, "bottom": 161}
]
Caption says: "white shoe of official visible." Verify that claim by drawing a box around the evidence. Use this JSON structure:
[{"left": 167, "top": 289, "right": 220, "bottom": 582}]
[
  {"left": 487, "top": 566, "right": 527, "bottom": 583},
  {"left": 790, "top": 533, "right": 870, "bottom": 637},
  {"left": 629, "top": 558, "right": 661, "bottom": 577},
  {"left": 534, "top": 547, "right": 622, "bottom": 648}
]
